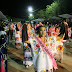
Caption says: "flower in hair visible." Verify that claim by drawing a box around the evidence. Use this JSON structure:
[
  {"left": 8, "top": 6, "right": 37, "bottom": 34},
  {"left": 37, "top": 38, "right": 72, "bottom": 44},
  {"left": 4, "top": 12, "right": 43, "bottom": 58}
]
[{"left": 35, "top": 24, "right": 44, "bottom": 29}]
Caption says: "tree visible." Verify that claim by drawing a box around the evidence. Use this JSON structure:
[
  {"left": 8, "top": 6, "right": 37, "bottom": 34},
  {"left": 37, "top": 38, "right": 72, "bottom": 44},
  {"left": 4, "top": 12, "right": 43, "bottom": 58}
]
[
  {"left": 28, "top": 15, "right": 34, "bottom": 20},
  {"left": 35, "top": 9, "right": 45, "bottom": 18},
  {"left": 46, "top": 1, "right": 59, "bottom": 18},
  {"left": 34, "top": 0, "right": 72, "bottom": 19}
]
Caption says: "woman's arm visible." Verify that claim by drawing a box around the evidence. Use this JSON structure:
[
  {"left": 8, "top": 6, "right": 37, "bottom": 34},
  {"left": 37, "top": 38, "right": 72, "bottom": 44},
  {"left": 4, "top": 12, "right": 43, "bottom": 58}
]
[
  {"left": 50, "top": 32, "right": 53, "bottom": 37},
  {"left": 56, "top": 36, "right": 61, "bottom": 41},
  {"left": 24, "top": 39, "right": 30, "bottom": 44}
]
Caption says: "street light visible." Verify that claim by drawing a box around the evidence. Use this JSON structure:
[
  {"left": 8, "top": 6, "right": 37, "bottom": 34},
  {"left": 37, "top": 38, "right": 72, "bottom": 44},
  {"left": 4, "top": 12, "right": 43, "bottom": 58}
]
[
  {"left": 28, "top": 6, "right": 33, "bottom": 12},
  {"left": 29, "top": 13, "right": 33, "bottom": 16},
  {"left": 28, "top": 6, "right": 34, "bottom": 20}
]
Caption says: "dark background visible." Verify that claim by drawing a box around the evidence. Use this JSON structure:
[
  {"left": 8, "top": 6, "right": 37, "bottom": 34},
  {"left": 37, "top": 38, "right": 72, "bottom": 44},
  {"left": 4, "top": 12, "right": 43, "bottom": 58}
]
[{"left": 0, "top": 0, "right": 53, "bottom": 18}]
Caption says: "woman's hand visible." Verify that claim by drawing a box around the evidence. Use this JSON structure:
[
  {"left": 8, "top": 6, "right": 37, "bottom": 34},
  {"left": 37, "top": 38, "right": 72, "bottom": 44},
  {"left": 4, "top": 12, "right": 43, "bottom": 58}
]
[
  {"left": 56, "top": 36, "right": 61, "bottom": 41},
  {"left": 24, "top": 39, "right": 30, "bottom": 44},
  {"left": 50, "top": 32, "right": 53, "bottom": 36}
]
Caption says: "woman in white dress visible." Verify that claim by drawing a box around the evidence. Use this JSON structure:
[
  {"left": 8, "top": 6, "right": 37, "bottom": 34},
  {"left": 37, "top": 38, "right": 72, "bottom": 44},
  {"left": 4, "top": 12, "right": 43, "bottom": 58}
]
[
  {"left": 24, "top": 25, "right": 58, "bottom": 72},
  {"left": 22, "top": 24, "right": 35, "bottom": 68},
  {"left": 15, "top": 24, "right": 21, "bottom": 49},
  {"left": 54, "top": 27, "right": 64, "bottom": 63}
]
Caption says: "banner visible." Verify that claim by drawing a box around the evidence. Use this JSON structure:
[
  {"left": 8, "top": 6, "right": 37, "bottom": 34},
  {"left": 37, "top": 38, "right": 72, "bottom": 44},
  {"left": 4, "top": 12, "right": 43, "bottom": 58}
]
[{"left": 35, "top": 37, "right": 58, "bottom": 70}]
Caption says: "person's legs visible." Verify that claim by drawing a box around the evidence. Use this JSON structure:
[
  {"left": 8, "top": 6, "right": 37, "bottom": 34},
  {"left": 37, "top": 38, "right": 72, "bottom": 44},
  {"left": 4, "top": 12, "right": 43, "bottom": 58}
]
[
  {"left": 10, "top": 32, "right": 11, "bottom": 39},
  {"left": 7, "top": 31, "right": 9, "bottom": 43},
  {"left": 10, "top": 32, "right": 13, "bottom": 40}
]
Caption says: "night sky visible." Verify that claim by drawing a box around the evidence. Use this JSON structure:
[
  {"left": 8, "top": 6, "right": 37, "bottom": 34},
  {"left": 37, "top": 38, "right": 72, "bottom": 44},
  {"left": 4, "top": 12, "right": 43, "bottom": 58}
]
[{"left": 0, "top": 0, "right": 54, "bottom": 18}]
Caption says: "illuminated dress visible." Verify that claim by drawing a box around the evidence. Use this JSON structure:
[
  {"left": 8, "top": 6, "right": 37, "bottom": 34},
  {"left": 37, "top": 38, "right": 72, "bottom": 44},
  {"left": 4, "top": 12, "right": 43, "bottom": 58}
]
[
  {"left": 23, "top": 28, "right": 35, "bottom": 67},
  {"left": 29, "top": 36, "right": 57, "bottom": 72}
]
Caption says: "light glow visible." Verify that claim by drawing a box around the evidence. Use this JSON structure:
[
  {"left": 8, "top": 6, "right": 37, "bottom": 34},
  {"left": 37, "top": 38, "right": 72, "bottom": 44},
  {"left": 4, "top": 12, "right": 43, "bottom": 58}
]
[{"left": 28, "top": 6, "right": 32, "bottom": 12}]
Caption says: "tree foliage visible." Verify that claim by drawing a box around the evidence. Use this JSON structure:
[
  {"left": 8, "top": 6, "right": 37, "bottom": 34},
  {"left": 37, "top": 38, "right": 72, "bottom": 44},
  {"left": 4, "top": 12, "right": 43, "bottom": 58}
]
[
  {"left": 35, "top": 1, "right": 59, "bottom": 18},
  {"left": 46, "top": 1, "right": 59, "bottom": 18},
  {"left": 28, "top": 15, "right": 34, "bottom": 20},
  {"left": 34, "top": 0, "right": 72, "bottom": 19},
  {"left": 35, "top": 9, "right": 46, "bottom": 18}
]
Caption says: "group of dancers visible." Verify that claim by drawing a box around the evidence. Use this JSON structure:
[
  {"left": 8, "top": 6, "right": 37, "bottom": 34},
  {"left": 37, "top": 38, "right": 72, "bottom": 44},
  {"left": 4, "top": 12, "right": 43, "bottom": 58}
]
[
  {"left": 1, "top": 21, "right": 71, "bottom": 72},
  {"left": 21, "top": 22, "right": 65, "bottom": 72}
]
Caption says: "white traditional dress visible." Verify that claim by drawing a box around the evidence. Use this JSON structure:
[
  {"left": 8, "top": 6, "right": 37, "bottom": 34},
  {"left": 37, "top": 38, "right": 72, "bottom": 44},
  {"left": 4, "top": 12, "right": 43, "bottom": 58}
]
[
  {"left": 54, "top": 38, "right": 64, "bottom": 63},
  {"left": 29, "top": 36, "right": 57, "bottom": 72},
  {"left": 23, "top": 28, "right": 35, "bottom": 67},
  {"left": 53, "top": 34, "right": 64, "bottom": 63},
  {"left": 15, "top": 31, "right": 22, "bottom": 49}
]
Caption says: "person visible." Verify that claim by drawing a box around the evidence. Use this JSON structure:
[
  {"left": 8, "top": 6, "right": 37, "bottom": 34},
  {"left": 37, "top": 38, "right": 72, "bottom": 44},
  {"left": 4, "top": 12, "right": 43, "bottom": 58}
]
[
  {"left": 4, "top": 24, "right": 9, "bottom": 44},
  {"left": 0, "top": 25, "right": 7, "bottom": 72},
  {"left": 52, "top": 25, "right": 55, "bottom": 33},
  {"left": 10, "top": 23, "right": 14, "bottom": 40},
  {"left": 55, "top": 27, "right": 60, "bottom": 36},
  {"left": 27, "top": 23, "right": 35, "bottom": 38},
  {"left": 0, "top": 26, "right": 6, "bottom": 45},
  {"left": 71, "top": 26, "right": 72, "bottom": 38},
  {"left": 60, "top": 21, "right": 69, "bottom": 40},
  {"left": 17, "top": 22, "right": 22, "bottom": 36},
  {"left": 15, "top": 24, "right": 22, "bottom": 49},
  {"left": 64, "top": 22, "right": 69, "bottom": 40},
  {"left": 48, "top": 25, "right": 53, "bottom": 35},
  {"left": 52, "top": 27, "right": 64, "bottom": 63},
  {"left": 35, "top": 22, "right": 44, "bottom": 29},
  {"left": 49, "top": 25, "right": 55, "bottom": 36},
  {"left": 54, "top": 36, "right": 64, "bottom": 63},
  {"left": 24, "top": 25, "right": 58, "bottom": 72},
  {"left": 22, "top": 23, "right": 35, "bottom": 68}
]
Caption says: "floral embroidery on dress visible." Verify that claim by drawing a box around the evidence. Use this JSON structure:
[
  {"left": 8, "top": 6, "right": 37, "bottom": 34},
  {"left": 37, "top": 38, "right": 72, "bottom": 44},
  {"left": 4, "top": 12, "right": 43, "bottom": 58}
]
[
  {"left": 33, "top": 44, "right": 40, "bottom": 54},
  {"left": 58, "top": 45, "right": 63, "bottom": 50},
  {"left": 32, "top": 38, "right": 41, "bottom": 54},
  {"left": 45, "top": 44, "right": 48, "bottom": 47},
  {"left": 47, "top": 36, "right": 56, "bottom": 52},
  {"left": 23, "top": 28, "right": 35, "bottom": 67},
  {"left": 29, "top": 37, "right": 56, "bottom": 72},
  {"left": 35, "top": 51, "right": 38, "bottom": 54}
]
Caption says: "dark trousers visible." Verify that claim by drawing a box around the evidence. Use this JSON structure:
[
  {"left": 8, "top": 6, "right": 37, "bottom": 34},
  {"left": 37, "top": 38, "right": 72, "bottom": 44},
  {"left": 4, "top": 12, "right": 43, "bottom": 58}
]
[{"left": 10, "top": 32, "right": 13, "bottom": 40}]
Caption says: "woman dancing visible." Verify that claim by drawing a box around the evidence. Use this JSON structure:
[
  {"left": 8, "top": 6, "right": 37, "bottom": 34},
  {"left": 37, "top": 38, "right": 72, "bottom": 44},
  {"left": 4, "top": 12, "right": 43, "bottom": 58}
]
[
  {"left": 24, "top": 25, "right": 58, "bottom": 72},
  {"left": 22, "top": 23, "right": 35, "bottom": 68}
]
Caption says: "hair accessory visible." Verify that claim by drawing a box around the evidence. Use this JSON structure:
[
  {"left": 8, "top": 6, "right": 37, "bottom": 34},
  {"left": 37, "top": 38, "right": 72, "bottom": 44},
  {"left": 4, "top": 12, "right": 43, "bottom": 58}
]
[{"left": 35, "top": 24, "right": 44, "bottom": 29}]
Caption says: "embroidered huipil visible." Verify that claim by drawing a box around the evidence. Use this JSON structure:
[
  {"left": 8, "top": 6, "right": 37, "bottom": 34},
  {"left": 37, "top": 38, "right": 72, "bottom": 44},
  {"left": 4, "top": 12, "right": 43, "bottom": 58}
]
[
  {"left": 23, "top": 28, "right": 35, "bottom": 67},
  {"left": 29, "top": 36, "right": 57, "bottom": 72}
]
